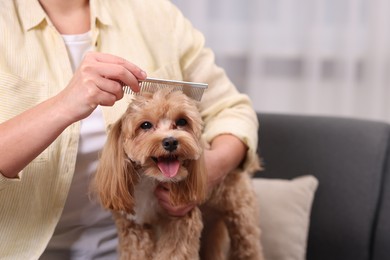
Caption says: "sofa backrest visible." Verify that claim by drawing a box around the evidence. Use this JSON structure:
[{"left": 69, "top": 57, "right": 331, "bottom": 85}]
[{"left": 255, "top": 113, "right": 390, "bottom": 260}]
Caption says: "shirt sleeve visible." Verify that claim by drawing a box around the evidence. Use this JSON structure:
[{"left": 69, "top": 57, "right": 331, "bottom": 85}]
[{"left": 170, "top": 5, "right": 260, "bottom": 169}]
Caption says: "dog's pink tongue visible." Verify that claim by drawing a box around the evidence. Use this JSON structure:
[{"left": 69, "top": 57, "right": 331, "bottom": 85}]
[{"left": 157, "top": 159, "right": 180, "bottom": 178}]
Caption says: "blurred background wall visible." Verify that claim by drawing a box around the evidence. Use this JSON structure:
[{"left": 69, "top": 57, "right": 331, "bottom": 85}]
[{"left": 171, "top": 0, "right": 390, "bottom": 123}]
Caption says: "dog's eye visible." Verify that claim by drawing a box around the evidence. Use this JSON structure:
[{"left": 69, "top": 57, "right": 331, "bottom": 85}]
[
  {"left": 176, "top": 118, "right": 187, "bottom": 127},
  {"left": 140, "top": 121, "right": 153, "bottom": 130}
]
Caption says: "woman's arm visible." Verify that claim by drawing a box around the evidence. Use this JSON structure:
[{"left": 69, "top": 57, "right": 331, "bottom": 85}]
[
  {"left": 203, "top": 134, "right": 247, "bottom": 190},
  {"left": 0, "top": 52, "right": 146, "bottom": 178}
]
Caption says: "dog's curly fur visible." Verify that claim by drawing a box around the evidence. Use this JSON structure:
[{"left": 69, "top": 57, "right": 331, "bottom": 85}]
[{"left": 93, "top": 88, "right": 264, "bottom": 260}]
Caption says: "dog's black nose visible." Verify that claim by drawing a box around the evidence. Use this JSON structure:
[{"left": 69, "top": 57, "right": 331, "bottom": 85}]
[{"left": 162, "top": 137, "right": 178, "bottom": 152}]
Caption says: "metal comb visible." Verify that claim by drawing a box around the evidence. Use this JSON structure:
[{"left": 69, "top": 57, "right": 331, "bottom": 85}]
[{"left": 123, "top": 77, "right": 208, "bottom": 102}]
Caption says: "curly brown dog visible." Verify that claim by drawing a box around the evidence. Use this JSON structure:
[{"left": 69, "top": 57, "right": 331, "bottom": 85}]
[{"left": 93, "top": 88, "right": 264, "bottom": 260}]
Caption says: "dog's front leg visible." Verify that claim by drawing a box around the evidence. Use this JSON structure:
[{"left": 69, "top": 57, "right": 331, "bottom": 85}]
[
  {"left": 114, "top": 213, "right": 155, "bottom": 260},
  {"left": 219, "top": 173, "right": 265, "bottom": 260},
  {"left": 154, "top": 207, "right": 203, "bottom": 260}
]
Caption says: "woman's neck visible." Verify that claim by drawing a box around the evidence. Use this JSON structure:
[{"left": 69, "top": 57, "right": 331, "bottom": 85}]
[{"left": 38, "top": 0, "right": 90, "bottom": 34}]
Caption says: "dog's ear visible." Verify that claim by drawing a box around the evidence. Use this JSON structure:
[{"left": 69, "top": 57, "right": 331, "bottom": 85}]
[
  {"left": 93, "top": 119, "right": 137, "bottom": 214},
  {"left": 169, "top": 152, "right": 208, "bottom": 205}
]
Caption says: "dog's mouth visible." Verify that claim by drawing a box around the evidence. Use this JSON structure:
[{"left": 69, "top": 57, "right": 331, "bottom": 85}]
[{"left": 152, "top": 156, "right": 180, "bottom": 178}]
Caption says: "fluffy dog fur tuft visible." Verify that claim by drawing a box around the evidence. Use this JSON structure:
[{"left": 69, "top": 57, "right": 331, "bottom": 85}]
[{"left": 93, "top": 88, "right": 264, "bottom": 260}]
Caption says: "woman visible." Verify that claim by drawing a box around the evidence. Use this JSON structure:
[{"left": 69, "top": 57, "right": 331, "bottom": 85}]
[{"left": 0, "top": 0, "right": 259, "bottom": 259}]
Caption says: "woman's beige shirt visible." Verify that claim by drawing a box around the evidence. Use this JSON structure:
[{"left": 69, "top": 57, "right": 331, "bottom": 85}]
[{"left": 0, "top": 0, "right": 259, "bottom": 258}]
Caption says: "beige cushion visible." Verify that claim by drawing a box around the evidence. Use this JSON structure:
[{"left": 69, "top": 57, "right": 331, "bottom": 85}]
[{"left": 253, "top": 175, "right": 319, "bottom": 260}]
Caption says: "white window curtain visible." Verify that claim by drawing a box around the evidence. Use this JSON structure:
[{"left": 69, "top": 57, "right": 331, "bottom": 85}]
[{"left": 171, "top": 0, "right": 390, "bottom": 123}]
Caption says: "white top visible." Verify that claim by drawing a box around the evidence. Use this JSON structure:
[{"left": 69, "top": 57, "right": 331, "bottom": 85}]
[
  {"left": 41, "top": 32, "right": 118, "bottom": 259},
  {"left": 61, "top": 31, "right": 93, "bottom": 72}
]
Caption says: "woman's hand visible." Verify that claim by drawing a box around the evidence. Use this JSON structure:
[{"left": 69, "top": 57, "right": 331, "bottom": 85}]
[
  {"left": 55, "top": 52, "right": 147, "bottom": 123},
  {"left": 154, "top": 184, "right": 197, "bottom": 217},
  {"left": 154, "top": 134, "right": 247, "bottom": 217}
]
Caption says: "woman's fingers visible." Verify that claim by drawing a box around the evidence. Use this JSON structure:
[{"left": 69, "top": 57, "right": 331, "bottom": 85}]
[
  {"left": 94, "top": 52, "right": 146, "bottom": 77},
  {"left": 94, "top": 64, "right": 141, "bottom": 93},
  {"left": 93, "top": 77, "right": 124, "bottom": 103},
  {"left": 154, "top": 185, "right": 196, "bottom": 217},
  {"left": 87, "top": 52, "right": 146, "bottom": 92}
]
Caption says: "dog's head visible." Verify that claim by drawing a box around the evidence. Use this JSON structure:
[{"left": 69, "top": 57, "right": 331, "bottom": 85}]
[{"left": 94, "top": 88, "right": 207, "bottom": 214}]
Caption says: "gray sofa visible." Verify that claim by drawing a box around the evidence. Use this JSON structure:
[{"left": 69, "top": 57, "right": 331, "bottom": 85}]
[{"left": 254, "top": 113, "right": 390, "bottom": 260}]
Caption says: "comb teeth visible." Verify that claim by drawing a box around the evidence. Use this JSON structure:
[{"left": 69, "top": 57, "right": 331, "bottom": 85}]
[{"left": 123, "top": 77, "right": 208, "bottom": 101}]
